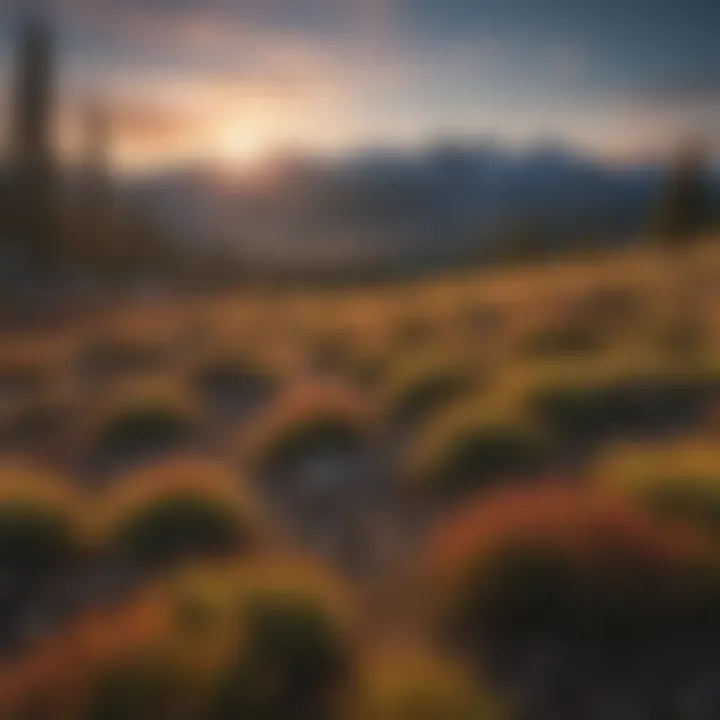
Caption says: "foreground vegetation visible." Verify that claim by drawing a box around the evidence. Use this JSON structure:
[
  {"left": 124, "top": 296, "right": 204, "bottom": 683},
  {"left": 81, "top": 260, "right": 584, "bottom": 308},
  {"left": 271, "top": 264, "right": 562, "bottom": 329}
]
[{"left": 4, "top": 241, "right": 720, "bottom": 717}]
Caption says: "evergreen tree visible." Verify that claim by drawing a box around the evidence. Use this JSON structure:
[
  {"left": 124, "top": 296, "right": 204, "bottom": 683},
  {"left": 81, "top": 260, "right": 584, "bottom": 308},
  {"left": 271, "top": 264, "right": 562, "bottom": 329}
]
[{"left": 653, "top": 144, "right": 710, "bottom": 246}]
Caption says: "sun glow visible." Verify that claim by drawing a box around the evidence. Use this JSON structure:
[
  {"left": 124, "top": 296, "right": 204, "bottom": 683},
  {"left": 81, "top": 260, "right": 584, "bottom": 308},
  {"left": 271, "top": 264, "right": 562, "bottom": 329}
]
[{"left": 212, "top": 126, "right": 270, "bottom": 170}]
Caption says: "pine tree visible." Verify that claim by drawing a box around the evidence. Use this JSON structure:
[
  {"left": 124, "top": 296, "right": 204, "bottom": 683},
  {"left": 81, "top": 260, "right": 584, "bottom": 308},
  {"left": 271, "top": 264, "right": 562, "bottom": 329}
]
[{"left": 653, "top": 144, "right": 709, "bottom": 246}]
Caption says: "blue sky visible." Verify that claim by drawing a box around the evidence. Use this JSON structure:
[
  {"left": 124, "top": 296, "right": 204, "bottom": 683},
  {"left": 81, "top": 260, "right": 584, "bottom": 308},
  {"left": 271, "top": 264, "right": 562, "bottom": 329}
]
[{"left": 0, "top": 0, "right": 718, "bottom": 169}]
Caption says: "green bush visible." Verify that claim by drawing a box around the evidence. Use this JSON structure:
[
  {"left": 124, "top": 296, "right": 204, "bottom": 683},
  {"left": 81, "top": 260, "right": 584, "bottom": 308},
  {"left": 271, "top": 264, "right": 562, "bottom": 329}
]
[
  {"left": 0, "top": 471, "right": 83, "bottom": 573},
  {"left": 244, "top": 385, "right": 372, "bottom": 475},
  {"left": 98, "top": 406, "right": 194, "bottom": 456},
  {"left": 597, "top": 441, "right": 720, "bottom": 532},
  {"left": 90, "top": 385, "right": 200, "bottom": 464},
  {"left": 109, "top": 495, "right": 252, "bottom": 567},
  {"left": 173, "top": 566, "right": 355, "bottom": 720},
  {"left": 0, "top": 501, "right": 80, "bottom": 571},
  {"left": 265, "top": 417, "right": 364, "bottom": 468},
  {"left": 410, "top": 403, "right": 551, "bottom": 498},
  {"left": 528, "top": 369, "right": 717, "bottom": 443},
  {"left": 104, "top": 461, "right": 259, "bottom": 568}
]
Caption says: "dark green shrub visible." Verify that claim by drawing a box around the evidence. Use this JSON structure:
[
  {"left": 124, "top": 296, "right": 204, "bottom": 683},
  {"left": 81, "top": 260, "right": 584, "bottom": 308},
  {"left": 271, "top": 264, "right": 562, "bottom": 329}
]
[
  {"left": 411, "top": 411, "right": 551, "bottom": 499},
  {"left": 529, "top": 371, "right": 717, "bottom": 444},
  {"left": 244, "top": 384, "right": 372, "bottom": 475},
  {"left": 0, "top": 502, "right": 79, "bottom": 572},
  {"left": 207, "top": 582, "right": 353, "bottom": 720},
  {"left": 109, "top": 495, "right": 252, "bottom": 567},
  {"left": 597, "top": 440, "right": 720, "bottom": 533},
  {"left": 90, "top": 386, "right": 200, "bottom": 467},
  {"left": 105, "top": 461, "right": 259, "bottom": 568}
]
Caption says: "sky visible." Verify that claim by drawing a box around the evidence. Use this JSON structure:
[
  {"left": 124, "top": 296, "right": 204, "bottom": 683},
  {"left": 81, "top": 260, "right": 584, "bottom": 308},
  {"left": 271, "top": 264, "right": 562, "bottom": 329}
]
[{"left": 0, "top": 0, "right": 718, "bottom": 171}]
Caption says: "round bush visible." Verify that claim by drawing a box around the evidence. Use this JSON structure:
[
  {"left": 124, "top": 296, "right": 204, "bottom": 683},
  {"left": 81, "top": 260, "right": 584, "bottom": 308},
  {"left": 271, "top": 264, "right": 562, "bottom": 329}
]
[
  {"left": 0, "top": 464, "right": 84, "bottom": 572},
  {"left": 88, "top": 382, "right": 200, "bottom": 464},
  {"left": 524, "top": 361, "right": 718, "bottom": 444},
  {"left": 427, "top": 487, "right": 719, "bottom": 655},
  {"left": 409, "top": 401, "right": 551, "bottom": 498},
  {"left": 103, "top": 460, "right": 260, "bottom": 568},
  {"left": 597, "top": 441, "right": 720, "bottom": 532},
  {"left": 172, "top": 562, "right": 355, "bottom": 720},
  {"left": 243, "top": 383, "right": 373, "bottom": 475}
]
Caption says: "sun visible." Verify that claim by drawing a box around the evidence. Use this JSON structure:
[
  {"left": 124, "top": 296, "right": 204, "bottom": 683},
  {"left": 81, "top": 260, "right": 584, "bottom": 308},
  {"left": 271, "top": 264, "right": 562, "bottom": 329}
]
[{"left": 211, "top": 126, "right": 270, "bottom": 170}]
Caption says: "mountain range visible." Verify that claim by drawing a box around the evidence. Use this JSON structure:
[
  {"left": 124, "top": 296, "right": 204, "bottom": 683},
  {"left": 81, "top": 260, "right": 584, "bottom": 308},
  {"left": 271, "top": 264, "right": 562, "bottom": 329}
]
[{"left": 120, "top": 141, "right": 714, "bottom": 272}]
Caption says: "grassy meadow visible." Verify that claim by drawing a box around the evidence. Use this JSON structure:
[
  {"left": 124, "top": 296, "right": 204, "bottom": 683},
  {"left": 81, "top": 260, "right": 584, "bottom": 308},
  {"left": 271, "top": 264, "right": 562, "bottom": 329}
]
[{"left": 4, "top": 241, "right": 720, "bottom": 717}]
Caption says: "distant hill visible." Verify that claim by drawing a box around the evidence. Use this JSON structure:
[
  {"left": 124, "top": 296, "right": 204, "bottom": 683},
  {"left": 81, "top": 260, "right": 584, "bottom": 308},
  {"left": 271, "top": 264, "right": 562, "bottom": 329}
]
[{"left": 120, "top": 142, "right": 717, "bottom": 273}]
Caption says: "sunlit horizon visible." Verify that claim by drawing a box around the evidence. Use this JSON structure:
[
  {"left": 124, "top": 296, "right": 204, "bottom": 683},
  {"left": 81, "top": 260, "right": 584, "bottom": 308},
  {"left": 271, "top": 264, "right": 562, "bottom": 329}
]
[{"left": 1, "top": 0, "right": 717, "bottom": 174}]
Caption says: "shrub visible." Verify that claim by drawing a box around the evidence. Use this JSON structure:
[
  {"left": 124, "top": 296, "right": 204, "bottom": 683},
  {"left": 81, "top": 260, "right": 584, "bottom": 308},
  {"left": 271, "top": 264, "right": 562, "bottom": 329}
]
[
  {"left": 522, "top": 358, "right": 720, "bottom": 444},
  {"left": 427, "top": 486, "right": 720, "bottom": 656},
  {"left": 171, "top": 562, "right": 355, "bottom": 720},
  {"left": 0, "top": 464, "right": 84, "bottom": 573},
  {"left": 408, "top": 400, "right": 551, "bottom": 498},
  {"left": 242, "top": 382, "right": 374, "bottom": 475},
  {"left": 102, "top": 459, "right": 261, "bottom": 568},
  {"left": 87, "top": 380, "right": 200, "bottom": 466},
  {"left": 355, "top": 654, "right": 506, "bottom": 720},
  {"left": 596, "top": 440, "right": 720, "bottom": 532}
]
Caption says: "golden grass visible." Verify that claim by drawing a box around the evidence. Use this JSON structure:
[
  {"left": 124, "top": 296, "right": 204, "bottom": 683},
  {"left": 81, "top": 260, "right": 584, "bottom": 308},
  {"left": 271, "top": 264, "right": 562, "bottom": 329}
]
[
  {"left": 593, "top": 439, "right": 720, "bottom": 533},
  {"left": 595, "top": 439, "right": 720, "bottom": 495},
  {"left": 355, "top": 651, "right": 506, "bottom": 720}
]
